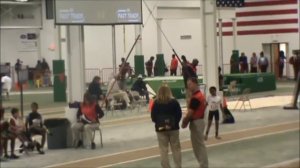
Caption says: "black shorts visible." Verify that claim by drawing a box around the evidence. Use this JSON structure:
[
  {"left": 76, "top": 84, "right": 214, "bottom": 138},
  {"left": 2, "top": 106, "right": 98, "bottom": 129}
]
[{"left": 208, "top": 110, "right": 219, "bottom": 121}]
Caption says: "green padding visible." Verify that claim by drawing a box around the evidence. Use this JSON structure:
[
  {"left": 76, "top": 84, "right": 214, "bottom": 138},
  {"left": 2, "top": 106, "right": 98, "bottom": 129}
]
[
  {"left": 53, "top": 76, "right": 67, "bottom": 102},
  {"left": 134, "top": 55, "right": 144, "bottom": 76},
  {"left": 52, "top": 60, "right": 65, "bottom": 74},
  {"left": 154, "top": 54, "right": 166, "bottom": 76},
  {"left": 230, "top": 50, "right": 240, "bottom": 74},
  {"left": 53, "top": 60, "right": 66, "bottom": 102},
  {"left": 144, "top": 76, "right": 203, "bottom": 99},
  {"left": 224, "top": 73, "right": 276, "bottom": 93}
]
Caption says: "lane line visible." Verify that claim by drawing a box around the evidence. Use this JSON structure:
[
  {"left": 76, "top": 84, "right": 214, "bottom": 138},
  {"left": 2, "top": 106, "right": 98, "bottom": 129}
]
[
  {"left": 100, "top": 128, "right": 299, "bottom": 168},
  {"left": 263, "top": 158, "right": 300, "bottom": 168},
  {"left": 46, "top": 121, "right": 299, "bottom": 168}
]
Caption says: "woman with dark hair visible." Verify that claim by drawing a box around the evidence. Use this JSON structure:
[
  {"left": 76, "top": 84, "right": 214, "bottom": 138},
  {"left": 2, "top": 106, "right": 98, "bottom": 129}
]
[
  {"left": 71, "top": 93, "right": 104, "bottom": 149},
  {"left": 279, "top": 50, "right": 286, "bottom": 78},
  {"left": 151, "top": 84, "right": 182, "bottom": 168},
  {"left": 88, "top": 76, "right": 103, "bottom": 101}
]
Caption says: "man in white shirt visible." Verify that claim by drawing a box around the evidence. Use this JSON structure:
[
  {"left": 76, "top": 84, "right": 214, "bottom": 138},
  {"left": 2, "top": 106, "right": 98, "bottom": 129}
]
[
  {"left": 106, "top": 76, "right": 131, "bottom": 108},
  {"left": 1, "top": 75, "right": 12, "bottom": 99}
]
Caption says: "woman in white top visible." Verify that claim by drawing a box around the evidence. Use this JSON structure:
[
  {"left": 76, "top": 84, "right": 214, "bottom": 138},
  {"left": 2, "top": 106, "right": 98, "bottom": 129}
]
[{"left": 204, "top": 86, "right": 224, "bottom": 140}]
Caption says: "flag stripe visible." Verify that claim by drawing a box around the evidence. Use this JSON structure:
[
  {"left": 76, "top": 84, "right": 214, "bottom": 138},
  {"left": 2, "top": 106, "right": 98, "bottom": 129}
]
[
  {"left": 236, "top": 9, "right": 298, "bottom": 17},
  {"left": 244, "top": 0, "right": 297, "bottom": 7},
  {"left": 219, "top": 28, "right": 298, "bottom": 36},
  {"left": 219, "top": 19, "right": 298, "bottom": 27},
  {"left": 238, "top": 28, "right": 299, "bottom": 35}
]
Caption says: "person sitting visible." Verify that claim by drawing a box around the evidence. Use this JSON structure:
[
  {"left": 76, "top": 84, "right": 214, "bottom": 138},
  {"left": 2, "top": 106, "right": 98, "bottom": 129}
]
[
  {"left": 1, "top": 75, "right": 12, "bottom": 99},
  {"left": 88, "top": 76, "right": 103, "bottom": 101},
  {"left": 25, "top": 102, "right": 46, "bottom": 154},
  {"left": 131, "top": 75, "right": 149, "bottom": 103},
  {"left": 1, "top": 107, "right": 19, "bottom": 159},
  {"left": 106, "top": 75, "right": 131, "bottom": 109},
  {"left": 71, "top": 93, "right": 104, "bottom": 149}
]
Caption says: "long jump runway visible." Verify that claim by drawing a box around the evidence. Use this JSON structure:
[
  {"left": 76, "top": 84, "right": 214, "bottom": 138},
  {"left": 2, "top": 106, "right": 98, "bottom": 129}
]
[{"left": 48, "top": 121, "right": 299, "bottom": 168}]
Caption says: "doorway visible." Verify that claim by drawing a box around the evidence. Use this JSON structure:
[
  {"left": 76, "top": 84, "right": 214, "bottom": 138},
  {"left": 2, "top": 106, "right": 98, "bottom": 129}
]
[{"left": 262, "top": 43, "right": 288, "bottom": 79}]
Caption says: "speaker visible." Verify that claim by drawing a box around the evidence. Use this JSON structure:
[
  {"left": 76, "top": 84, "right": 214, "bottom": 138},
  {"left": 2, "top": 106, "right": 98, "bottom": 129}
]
[{"left": 45, "top": 0, "right": 54, "bottom": 20}]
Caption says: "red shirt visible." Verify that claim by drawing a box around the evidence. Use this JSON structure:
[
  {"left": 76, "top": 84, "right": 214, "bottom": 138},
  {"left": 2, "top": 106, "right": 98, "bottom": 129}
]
[
  {"left": 190, "top": 90, "right": 206, "bottom": 120},
  {"left": 81, "top": 103, "right": 97, "bottom": 122},
  {"left": 170, "top": 58, "right": 178, "bottom": 70}
]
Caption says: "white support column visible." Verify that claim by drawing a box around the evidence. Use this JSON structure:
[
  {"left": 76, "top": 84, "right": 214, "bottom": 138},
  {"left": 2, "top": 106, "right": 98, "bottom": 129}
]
[
  {"left": 112, "top": 25, "right": 117, "bottom": 75},
  {"left": 218, "top": 18, "right": 224, "bottom": 72},
  {"left": 157, "top": 18, "right": 163, "bottom": 54},
  {"left": 201, "top": 0, "right": 219, "bottom": 90},
  {"left": 66, "top": 26, "right": 86, "bottom": 102},
  {"left": 135, "top": 25, "right": 143, "bottom": 55}
]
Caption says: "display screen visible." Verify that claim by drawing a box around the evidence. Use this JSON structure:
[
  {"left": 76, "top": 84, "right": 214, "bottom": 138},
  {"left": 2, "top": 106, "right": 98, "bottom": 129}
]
[{"left": 55, "top": 0, "right": 142, "bottom": 25}]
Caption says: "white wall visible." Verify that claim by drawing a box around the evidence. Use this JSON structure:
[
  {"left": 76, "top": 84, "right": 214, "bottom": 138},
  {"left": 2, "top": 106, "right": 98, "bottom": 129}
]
[{"left": 0, "top": 0, "right": 59, "bottom": 69}]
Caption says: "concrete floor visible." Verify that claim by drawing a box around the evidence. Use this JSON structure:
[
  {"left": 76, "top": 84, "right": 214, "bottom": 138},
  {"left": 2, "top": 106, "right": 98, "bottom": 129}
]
[{"left": 0, "top": 80, "right": 299, "bottom": 168}]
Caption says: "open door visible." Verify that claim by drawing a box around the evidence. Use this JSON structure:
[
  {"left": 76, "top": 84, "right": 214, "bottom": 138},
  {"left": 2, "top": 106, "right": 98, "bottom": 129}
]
[{"left": 262, "top": 43, "right": 288, "bottom": 79}]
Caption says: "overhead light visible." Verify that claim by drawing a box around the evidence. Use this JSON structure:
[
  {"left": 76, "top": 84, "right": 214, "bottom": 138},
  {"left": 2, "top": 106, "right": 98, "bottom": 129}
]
[{"left": 16, "top": 0, "right": 29, "bottom": 2}]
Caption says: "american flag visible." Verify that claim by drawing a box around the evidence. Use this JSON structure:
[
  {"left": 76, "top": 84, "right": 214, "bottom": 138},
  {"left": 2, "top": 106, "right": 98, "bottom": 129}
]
[
  {"left": 218, "top": 0, "right": 299, "bottom": 36},
  {"left": 217, "top": 0, "right": 245, "bottom": 7}
]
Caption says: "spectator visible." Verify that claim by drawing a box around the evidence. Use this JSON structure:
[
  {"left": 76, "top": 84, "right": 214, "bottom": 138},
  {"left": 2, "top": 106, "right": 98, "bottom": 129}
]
[
  {"left": 239, "top": 52, "right": 248, "bottom": 73},
  {"left": 1, "top": 75, "right": 12, "bottom": 99},
  {"left": 151, "top": 84, "right": 182, "bottom": 168},
  {"left": 181, "top": 77, "right": 208, "bottom": 168},
  {"left": 15, "top": 59, "right": 22, "bottom": 73},
  {"left": 1, "top": 107, "right": 19, "bottom": 159},
  {"left": 170, "top": 54, "right": 178, "bottom": 76},
  {"left": 204, "top": 86, "right": 223, "bottom": 140},
  {"left": 131, "top": 74, "right": 149, "bottom": 103},
  {"left": 88, "top": 76, "right": 103, "bottom": 101},
  {"left": 25, "top": 102, "right": 46, "bottom": 154},
  {"left": 218, "top": 66, "right": 224, "bottom": 91},
  {"left": 230, "top": 51, "right": 239, "bottom": 74},
  {"left": 258, "top": 52, "right": 269, "bottom": 73},
  {"left": 0, "top": 107, "right": 5, "bottom": 161},
  {"left": 41, "top": 58, "right": 50, "bottom": 73},
  {"left": 35, "top": 60, "right": 43, "bottom": 73},
  {"left": 250, "top": 52, "right": 258, "bottom": 73},
  {"left": 145, "top": 56, "right": 155, "bottom": 77},
  {"left": 279, "top": 50, "right": 286, "bottom": 78},
  {"left": 71, "top": 93, "right": 104, "bottom": 149}
]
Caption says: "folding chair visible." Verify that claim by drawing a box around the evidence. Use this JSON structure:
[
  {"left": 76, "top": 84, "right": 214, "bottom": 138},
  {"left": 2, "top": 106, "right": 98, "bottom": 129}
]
[
  {"left": 233, "top": 88, "right": 252, "bottom": 112},
  {"left": 91, "top": 125, "right": 103, "bottom": 148},
  {"left": 224, "top": 80, "right": 238, "bottom": 100}
]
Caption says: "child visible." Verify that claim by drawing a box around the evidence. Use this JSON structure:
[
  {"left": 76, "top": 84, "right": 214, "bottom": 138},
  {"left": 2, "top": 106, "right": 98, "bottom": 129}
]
[
  {"left": 204, "top": 86, "right": 224, "bottom": 140},
  {"left": 0, "top": 107, "right": 18, "bottom": 159},
  {"left": 25, "top": 102, "right": 46, "bottom": 154}
]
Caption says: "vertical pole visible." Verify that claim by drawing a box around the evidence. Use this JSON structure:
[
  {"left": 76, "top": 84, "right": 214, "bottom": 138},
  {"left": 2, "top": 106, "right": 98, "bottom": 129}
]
[
  {"left": 79, "top": 25, "right": 86, "bottom": 87},
  {"left": 58, "top": 26, "right": 62, "bottom": 60},
  {"left": 232, "top": 18, "right": 237, "bottom": 50},
  {"left": 112, "top": 25, "right": 117, "bottom": 75},
  {"left": 157, "top": 18, "right": 163, "bottom": 54},
  {"left": 18, "top": 71, "right": 24, "bottom": 119},
  {"left": 66, "top": 26, "right": 72, "bottom": 101},
  {"left": 218, "top": 18, "right": 224, "bottom": 73},
  {"left": 135, "top": 25, "right": 142, "bottom": 55}
]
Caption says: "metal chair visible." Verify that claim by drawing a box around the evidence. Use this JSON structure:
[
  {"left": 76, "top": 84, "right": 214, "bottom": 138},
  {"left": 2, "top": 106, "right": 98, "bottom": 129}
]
[
  {"left": 91, "top": 125, "right": 103, "bottom": 148},
  {"left": 233, "top": 88, "right": 252, "bottom": 112}
]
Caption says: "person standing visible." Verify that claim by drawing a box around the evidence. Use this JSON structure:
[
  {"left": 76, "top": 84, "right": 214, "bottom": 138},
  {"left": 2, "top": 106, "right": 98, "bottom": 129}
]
[
  {"left": 145, "top": 56, "right": 155, "bottom": 77},
  {"left": 1, "top": 75, "right": 12, "bottom": 99},
  {"left": 182, "top": 77, "right": 208, "bottom": 168},
  {"left": 170, "top": 54, "right": 178, "bottom": 76},
  {"left": 258, "top": 52, "right": 269, "bottom": 73},
  {"left": 204, "top": 86, "right": 223, "bottom": 140},
  {"left": 289, "top": 52, "right": 300, "bottom": 80},
  {"left": 239, "top": 52, "right": 248, "bottom": 73},
  {"left": 118, "top": 58, "right": 132, "bottom": 90},
  {"left": 250, "top": 52, "right": 258, "bottom": 73},
  {"left": 151, "top": 84, "right": 182, "bottom": 168},
  {"left": 181, "top": 55, "right": 197, "bottom": 89},
  {"left": 279, "top": 51, "right": 286, "bottom": 78},
  {"left": 88, "top": 76, "right": 103, "bottom": 101}
]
